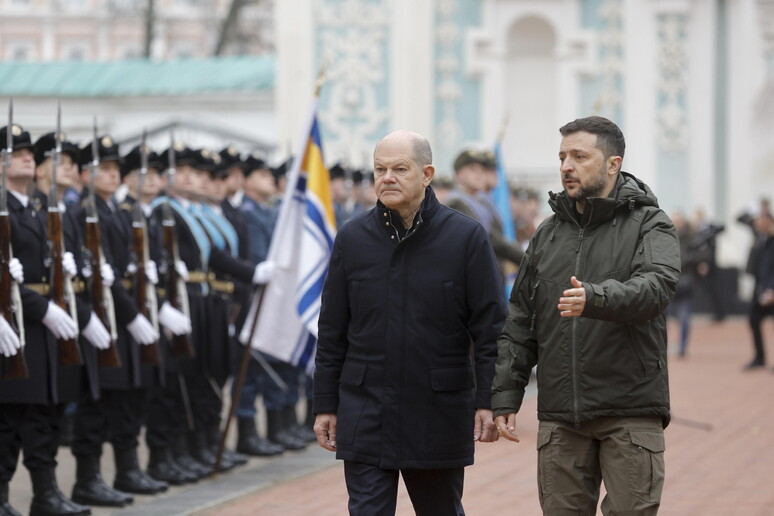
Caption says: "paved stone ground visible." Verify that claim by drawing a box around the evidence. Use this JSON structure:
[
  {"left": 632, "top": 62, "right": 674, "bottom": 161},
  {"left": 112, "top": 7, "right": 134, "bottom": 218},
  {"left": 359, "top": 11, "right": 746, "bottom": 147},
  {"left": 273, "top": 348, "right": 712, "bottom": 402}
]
[{"left": 8, "top": 316, "right": 774, "bottom": 515}]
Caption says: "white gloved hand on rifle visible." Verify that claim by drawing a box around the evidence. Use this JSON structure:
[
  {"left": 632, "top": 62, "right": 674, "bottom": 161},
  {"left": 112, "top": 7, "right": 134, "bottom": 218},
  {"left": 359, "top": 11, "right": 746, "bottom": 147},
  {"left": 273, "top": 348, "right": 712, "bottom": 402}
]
[
  {"left": 175, "top": 260, "right": 189, "bottom": 282},
  {"left": 81, "top": 312, "right": 111, "bottom": 350},
  {"left": 127, "top": 314, "right": 158, "bottom": 345},
  {"left": 0, "top": 316, "right": 21, "bottom": 357},
  {"left": 145, "top": 260, "right": 159, "bottom": 285},
  {"left": 158, "top": 302, "right": 191, "bottom": 336},
  {"left": 9, "top": 257, "right": 23, "bottom": 284},
  {"left": 42, "top": 302, "right": 78, "bottom": 340},
  {"left": 62, "top": 252, "right": 77, "bottom": 277},
  {"left": 100, "top": 263, "right": 115, "bottom": 287}
]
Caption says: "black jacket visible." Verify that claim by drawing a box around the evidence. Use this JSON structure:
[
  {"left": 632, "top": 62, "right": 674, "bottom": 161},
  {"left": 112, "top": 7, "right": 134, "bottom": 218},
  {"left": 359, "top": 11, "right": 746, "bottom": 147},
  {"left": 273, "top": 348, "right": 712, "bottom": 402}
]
[
  {"left": 314, "top": 187, "right": 506, "bottom": 469},
  {"left": 492, "top": 172, "right": 680, "bottom": 428}
]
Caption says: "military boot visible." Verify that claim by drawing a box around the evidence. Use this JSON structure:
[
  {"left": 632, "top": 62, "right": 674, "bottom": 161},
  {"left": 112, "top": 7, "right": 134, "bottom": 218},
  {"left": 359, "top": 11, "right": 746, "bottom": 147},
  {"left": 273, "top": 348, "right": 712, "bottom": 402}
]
[
  {"left": 0, "top": 482, "right": 22, "bottom": 516},
  {"left": 173, "top": 437, "right": 212, "bottom": 479},
  {"left": 286, "top": 405, "right": 316, "bottom": 443},
  {"left": 266, "top": 409, "right": 305, "bottom": 450},
  {"left": 147, "top": 447, "right": 196, "bottom": 486},
  {"left": 113, "top": 448, "right": 168, "bottom": 495},
  {"left": 71, "top": 455, "right": 133, "bottom": 507},
  {"left": 29, "top": 469, "right": 91, "bottom": 516},
  {"left": 207, "top": 424, "right": 248, "bottom": 468},
  {"left": 236, "top": 417, "right": 283, "bottom": 457}
]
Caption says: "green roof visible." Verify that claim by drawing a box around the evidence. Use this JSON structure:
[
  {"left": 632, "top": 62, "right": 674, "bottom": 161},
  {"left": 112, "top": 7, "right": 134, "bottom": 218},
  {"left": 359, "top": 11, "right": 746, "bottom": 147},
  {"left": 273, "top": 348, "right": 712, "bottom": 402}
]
[{"left": 0, "top": 56, "right": 275, "bottom": 97}]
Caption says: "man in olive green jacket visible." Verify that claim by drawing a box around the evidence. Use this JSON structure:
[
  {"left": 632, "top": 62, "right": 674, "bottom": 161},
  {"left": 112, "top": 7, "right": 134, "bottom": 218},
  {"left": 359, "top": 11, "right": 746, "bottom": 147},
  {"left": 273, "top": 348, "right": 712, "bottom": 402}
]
[{"left": 492, "top": 116, "right": 680, "bottom": 516}]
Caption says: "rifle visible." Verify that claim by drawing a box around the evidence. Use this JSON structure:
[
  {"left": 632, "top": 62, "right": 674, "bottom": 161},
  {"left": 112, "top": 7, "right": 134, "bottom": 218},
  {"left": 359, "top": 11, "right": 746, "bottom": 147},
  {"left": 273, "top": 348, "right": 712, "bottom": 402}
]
[
  {"left": 84, "top": 119, "right": 121, "bottom": 368},
  {"left": 161, "top": 133, "right": 194, "bottom": 358},
  {"left": 48, "top": 104, "right": 82, "bottom": 366},
  {"left": 133, "top": 131, "right": 161, "bottom": 366},
  {"left": 0, "top": 99, "right": 27, "bottom": 379}
]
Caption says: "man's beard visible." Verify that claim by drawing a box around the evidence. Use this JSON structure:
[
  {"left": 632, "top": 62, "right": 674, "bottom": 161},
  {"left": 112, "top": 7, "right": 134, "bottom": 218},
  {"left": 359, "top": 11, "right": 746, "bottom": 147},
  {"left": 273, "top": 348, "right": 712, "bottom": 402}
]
[{"left": 566, "top": 165, "right": 607, "bottom": 202}]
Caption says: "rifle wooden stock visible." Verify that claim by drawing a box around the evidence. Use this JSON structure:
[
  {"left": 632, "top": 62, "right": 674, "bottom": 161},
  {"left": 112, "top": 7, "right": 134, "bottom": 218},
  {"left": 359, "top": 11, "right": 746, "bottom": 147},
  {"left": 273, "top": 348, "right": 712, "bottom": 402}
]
[
  {"left": 48, "top": 209, "right": 82, "bottom": 366},
  {"left": 0, "top": 213, "right": 27, "bottom": 380},
  {"left": 162, "top": 220, "right": 194, "bottom": 359},
  {"left": 84, "top": 218, "right": 121, "bottom": 369},
  {"left": 133, "top": 225, "right": 161, "bottom": 366}
]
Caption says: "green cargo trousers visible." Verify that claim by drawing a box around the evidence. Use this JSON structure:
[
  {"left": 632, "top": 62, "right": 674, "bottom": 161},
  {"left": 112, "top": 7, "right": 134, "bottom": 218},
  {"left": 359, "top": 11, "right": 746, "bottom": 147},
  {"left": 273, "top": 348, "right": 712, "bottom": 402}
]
[{"left": 536, "top": 416, "right": 665, "bottom": 516}]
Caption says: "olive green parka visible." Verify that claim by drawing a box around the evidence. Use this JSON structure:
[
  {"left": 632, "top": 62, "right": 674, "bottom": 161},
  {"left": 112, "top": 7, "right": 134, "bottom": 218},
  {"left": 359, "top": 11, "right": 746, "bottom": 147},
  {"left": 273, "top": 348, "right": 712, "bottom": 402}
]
[{"left": 491, "top": 172, "right": 680, "bottom": 427}]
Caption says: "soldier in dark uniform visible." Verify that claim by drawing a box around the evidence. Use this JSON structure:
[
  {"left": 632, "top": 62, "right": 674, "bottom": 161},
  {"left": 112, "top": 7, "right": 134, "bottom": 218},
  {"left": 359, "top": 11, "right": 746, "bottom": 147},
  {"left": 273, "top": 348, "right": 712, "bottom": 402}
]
[
  {"left": 0, "top": 124, "right": 89, "bottom": 516},
  {"left": 146, "top": 143, "right": 274, "bottom": 478},
  {"left": 70, "top": 136, "right": 168, "bottom": 503},
  {"left": 32, "top": 132, "right": 127, "bottom": 508}
]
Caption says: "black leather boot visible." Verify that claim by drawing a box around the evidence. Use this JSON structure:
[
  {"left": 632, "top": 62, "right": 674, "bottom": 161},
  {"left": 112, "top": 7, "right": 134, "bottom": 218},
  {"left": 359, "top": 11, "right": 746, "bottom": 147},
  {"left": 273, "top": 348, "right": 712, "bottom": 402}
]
[
  {"left": 113, "top": 448, "right": 168, "bottom": 495},
  {"left": 0, "top": 482, "right": 22, "bottom": 516},
  {"left": 173, "top": 436, "right": 212, "bottom": 478},
  {"left": 28, "top": 469, "right": 91, "bottom": 516},
  {"left": 286, "top": 406, "right": 316, "bottom": 443},
  {"left": 147, "top": 447, "right": 196, "bottom": 485},
  {"left": 236, "top": 417, "right": 284, "bottom": 457},
  {"left": 71, "top": 455, "right": 133, "bottom": 507},
  {"left": 207, "top": 424, "right": 248, "bottom": 468},
  {"left": 188, "top": 431, "right": 219, "bottom": 468},
  {"left": 267, "top": 409, "right": 306, "bottom": 450}
]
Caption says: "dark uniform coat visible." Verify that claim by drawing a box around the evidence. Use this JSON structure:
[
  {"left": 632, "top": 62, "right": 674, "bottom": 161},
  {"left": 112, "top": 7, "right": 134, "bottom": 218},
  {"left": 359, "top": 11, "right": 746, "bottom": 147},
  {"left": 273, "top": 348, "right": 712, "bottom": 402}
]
[
  {"left": 314, "top": 187, "right": 506, "bottom": 469},
  {"left": 0, "top": 193, "right": 62, "bottom": 404}
]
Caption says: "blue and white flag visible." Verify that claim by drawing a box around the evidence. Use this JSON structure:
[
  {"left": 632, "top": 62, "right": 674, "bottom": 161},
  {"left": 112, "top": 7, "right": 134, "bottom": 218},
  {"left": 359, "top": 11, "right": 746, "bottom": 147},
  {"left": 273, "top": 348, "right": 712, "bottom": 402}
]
[{"left": 239, "top": 99, "right": 336, "bottom": 374}]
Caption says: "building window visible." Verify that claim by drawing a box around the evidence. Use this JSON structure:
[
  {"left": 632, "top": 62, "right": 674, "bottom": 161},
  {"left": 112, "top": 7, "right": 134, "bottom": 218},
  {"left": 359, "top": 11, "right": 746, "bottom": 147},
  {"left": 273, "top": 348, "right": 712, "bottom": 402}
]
[{"left": 6, "top": 44, "right": 35, "bottom": 61}]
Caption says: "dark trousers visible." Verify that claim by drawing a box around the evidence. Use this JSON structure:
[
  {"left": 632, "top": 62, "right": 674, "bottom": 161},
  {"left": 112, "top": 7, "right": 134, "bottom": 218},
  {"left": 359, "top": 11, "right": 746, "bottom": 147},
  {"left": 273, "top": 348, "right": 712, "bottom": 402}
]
[
  {"left": 187, "top": 373, "right": 222, "bottom": 435},
  {"left": 749, "top": 301, "right": 774, "bottom": 364},
  {"left": 0, "top": 403, "right": 64, "bottom": 482},
  {"left": 71, "top": 388, "right": 147, "bottom": 457},
  {"left": 146, "top": 373, "right": 189, "bottom": 449},
  {"left": 343, "top": 461, "right": 465, "bottom": 516}
]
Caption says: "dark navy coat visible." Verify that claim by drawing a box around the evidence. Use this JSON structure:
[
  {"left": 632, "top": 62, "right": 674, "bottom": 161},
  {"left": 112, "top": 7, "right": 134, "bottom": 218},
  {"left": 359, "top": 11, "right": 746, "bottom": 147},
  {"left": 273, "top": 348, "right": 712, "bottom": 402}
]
[{"left": 314, "top": 187, "right": 506, "bottom": 469}]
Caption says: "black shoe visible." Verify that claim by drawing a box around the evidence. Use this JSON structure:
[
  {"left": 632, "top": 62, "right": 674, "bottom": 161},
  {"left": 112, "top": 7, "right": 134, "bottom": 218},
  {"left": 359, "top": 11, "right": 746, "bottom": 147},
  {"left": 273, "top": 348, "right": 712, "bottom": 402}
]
[
  {"left": 284, "top": 406, "right": 315, "bottom": 445},
  {"left": 236, "top": 417, "right": 284, "bottom": 456},
  {"left": 189, "top": 432, "right": 217, "bottom": 468},
  {"left": 744, "top": 359, "right": 765, "bottom": 370},
  {"left": 113, "top": 448, "right": 168, "bottom": 495},
  {"left": 71, "top": 456, "right": 133, "bottom": 507},
  {"left": 147, "top": 448, "right": 195, "bottom": 486},
  {"left": 29, "top": 469, "right": 91, "bottom": 516},
  {"left": 0, "top": 482, "right": 22, "bottom": 516},
  {"left": 222, "top": 448, "right": 248, "bottom": 467},
  {"left": 173, "top": 440, "right": 212, "bottom": 478},
  {"left": 267, "top": 410, "right": 306, "bottom": 451}
]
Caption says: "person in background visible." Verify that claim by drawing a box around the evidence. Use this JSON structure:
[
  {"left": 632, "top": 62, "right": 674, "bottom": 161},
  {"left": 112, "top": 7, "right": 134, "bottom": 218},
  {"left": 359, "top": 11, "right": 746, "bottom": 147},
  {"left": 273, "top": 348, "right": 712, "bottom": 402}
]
[{"left": 743, "top": 211, "right": 774, "bottom": 370}]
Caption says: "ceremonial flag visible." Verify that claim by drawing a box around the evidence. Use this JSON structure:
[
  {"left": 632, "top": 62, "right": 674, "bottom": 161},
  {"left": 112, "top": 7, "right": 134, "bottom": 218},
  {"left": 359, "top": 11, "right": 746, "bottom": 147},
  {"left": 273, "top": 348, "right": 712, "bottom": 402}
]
[
  {"left": 239, "top": 99, "right": 336, "bottom": 374},
  {"left": 491, "top": 140, "right": 516, "bottom": 241}
]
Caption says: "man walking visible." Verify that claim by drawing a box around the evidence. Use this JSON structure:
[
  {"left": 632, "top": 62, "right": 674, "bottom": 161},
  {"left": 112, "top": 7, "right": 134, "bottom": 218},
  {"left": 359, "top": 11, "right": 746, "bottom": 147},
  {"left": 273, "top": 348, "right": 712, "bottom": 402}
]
[
  {"left": 314, "top": 130, "right": 505, "bottom": 516},
  {"left": 492, "top": 116, "right": 680, "bottom": 515}
]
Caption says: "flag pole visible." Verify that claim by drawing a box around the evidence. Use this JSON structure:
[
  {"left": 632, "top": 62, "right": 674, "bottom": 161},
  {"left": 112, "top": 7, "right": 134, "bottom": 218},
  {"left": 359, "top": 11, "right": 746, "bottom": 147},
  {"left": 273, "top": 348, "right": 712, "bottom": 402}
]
[{"left": 213, "top": 61, "right": 328, "bottom": 476}]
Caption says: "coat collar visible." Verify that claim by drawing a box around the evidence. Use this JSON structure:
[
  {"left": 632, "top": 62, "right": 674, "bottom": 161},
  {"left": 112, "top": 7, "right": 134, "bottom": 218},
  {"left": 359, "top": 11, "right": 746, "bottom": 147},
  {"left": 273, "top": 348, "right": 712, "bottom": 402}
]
[{"left": 375, "top": 185, "right": 441, "bottom": 226}]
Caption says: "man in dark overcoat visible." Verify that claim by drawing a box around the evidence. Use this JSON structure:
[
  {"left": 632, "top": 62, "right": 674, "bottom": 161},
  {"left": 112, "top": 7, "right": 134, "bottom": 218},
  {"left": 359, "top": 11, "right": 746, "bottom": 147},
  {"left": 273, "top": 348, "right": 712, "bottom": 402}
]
[{"left": 314, "top": 130, "right": 506, "bottom": 516}]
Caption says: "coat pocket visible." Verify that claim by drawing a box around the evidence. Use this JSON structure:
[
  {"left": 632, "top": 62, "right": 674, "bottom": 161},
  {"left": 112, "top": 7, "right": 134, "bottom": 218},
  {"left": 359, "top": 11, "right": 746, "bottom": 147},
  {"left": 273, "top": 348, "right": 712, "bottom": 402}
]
[
  {"left": 336, "top": 361, "right": 368, "bottom": 446},
  {"left": 627, "top": 429, "right": 665, "bottom": 502},
  {"left": 536, "top": 425, "right": 555, "bottom": 502},
  {"left": 426, "top": 366, "right": 475, "bottom": 455}
]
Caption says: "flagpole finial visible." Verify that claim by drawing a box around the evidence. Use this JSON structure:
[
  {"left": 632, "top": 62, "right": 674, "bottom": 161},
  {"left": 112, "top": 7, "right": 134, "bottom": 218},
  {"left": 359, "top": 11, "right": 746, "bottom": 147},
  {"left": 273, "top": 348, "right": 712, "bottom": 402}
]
[
  {"left": 496, "top": 112, "right": 510, "bottom": 143},
  {"left": 314, "top": 58, "right": 328, "bottom": 98}
]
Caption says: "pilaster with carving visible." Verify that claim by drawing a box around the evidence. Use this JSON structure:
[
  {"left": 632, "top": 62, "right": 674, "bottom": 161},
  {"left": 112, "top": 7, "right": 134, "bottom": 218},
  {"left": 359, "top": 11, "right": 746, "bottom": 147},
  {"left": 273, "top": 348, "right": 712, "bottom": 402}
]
[
  {"left": 315, "top": 0, "right": 390, "bottom": 168},
  {"left": 656, "top": 11, "right": 689, "bottom": 153}
]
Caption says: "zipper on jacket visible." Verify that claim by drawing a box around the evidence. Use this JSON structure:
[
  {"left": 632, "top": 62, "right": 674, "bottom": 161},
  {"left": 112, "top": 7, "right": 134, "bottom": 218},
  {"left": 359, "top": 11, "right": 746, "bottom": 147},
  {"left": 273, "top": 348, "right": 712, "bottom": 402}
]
[
  {"left": 571, "top": 227, "right": 585, "bottom": 429},
  {"left": 529, "top": 279, "right": 540, "bottom": 331}
]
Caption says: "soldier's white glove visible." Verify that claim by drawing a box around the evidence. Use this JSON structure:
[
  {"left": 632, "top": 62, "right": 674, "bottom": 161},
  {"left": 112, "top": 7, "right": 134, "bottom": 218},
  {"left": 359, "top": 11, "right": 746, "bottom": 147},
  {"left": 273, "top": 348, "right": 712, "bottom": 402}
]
[
  {"left": 82, "top": 312, "right": 111, "bottom": 350},
  {"left": 62, "top": 252, "right": 77, "bottom": 277},
  {"left": 9, "top": 257, "right": 23, "bottom": 284},
  {"left": 127, "top": 314, "right": 158, "bottom": 345},
  {"left": 42, "top": 302, "right": 78, "bottom": 340},
  {"left": 145, "top": 260, "right": 159, "bottom": 285},
  {"left": 100, "top": 263, "right": 115, "bottom": 287},
  {"left": 252, "top": 260, "right": 276, "bottom": 285},
  {"left": 0, "top": 316, "right": 21, "bottom": 357},
  {"left": 158, "top": 302, "right": 192, "bottom": 336},
  {"left": 175, "top": 260, "right": 189, "bottom": 281}
]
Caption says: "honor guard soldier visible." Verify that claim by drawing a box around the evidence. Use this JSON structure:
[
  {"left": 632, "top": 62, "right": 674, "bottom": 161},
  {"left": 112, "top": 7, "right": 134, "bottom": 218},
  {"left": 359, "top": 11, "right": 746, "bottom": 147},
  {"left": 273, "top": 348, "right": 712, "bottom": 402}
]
[
  {"left": 146, "top": 142, "right": 275, "bottom": 478},
  {"left": 70, "top": 133, "right": 168, "bottom": 505},
  {"left": 0, "top": 122, "right": 89, "bottom": 516},
  {"left": 31, "top": 129, "right": 112, "bottom": 455}
]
